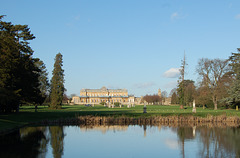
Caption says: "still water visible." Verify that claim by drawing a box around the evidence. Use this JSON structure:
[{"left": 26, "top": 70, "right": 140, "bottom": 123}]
[{"left": 0, "top": 125, "right": 240, "bottom": 158}]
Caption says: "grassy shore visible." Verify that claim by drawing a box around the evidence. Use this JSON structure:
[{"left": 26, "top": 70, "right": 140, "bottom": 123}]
[{"left": 0, "top": 104, "right": 239, "bottom": 132}]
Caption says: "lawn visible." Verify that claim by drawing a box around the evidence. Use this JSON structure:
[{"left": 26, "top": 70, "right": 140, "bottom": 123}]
[{"left": 0, "top": 104, "right": 239, "bottom": 132}]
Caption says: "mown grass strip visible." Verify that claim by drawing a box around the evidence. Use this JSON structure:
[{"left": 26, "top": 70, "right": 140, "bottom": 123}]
[{"left": 0, "top": 104, "right": 239, "bottom": 132}]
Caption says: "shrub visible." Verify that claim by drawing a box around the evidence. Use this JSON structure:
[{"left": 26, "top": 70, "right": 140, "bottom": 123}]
[
  {"left": 114, "top": 102, "right": 120, "bottom": 107},
  {"left": 100, "top": 102, "right": 106, "bottom": 105}
]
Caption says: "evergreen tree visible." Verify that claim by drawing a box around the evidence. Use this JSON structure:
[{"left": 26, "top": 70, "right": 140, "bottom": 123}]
[
  {"left": 0, "top": 15, "right": 35, "bottom": 91},
  {"left": 50, "top": 53, "right": 65, "bottom": 109},
  {"left": 171, "top": 92, "right": 178, "bottom": 104},
  {"left": 177, "top": 80, "right": 195, "bottom": 106},
  {"left": 177, "top": 53, "right": 187, "bottom": 108},
  {"left": 35, "top": 58, "right": 49, "bottom": 104},
  {"left": 183, "top": 80, "right": 195, "bottom": 106},
  {"left": 50, "top": 126, "right": 64, "bottom": 158},
  {"left": 225, "top": 49, "right": 240, "bottom": 107},
  {"left": 0, "top": 15, "right": 45, "bottom": 112}
]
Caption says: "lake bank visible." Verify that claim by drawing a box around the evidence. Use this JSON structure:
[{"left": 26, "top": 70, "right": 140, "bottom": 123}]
[
  {"left": 37, "top": 115, "right": 240, "bottom": 127},
  {"left": 1, "top": 105, "right": 240, "bottom": 134},
  {"left": 1, "top": 114, "right": 240, "bottom": 135}
]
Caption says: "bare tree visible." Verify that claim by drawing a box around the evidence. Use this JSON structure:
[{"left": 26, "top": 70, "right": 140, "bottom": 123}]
[
  {"left": 196, "top": 58, "right": 230, "bottom": 110},
  {"left": 195, "top": 86, "right": 212, "bottom": 109},
  {"left": 169, "top": 88, "right": 177, "bottom": 96},
  {"left": 161, "top": 91, "right": 168, "bottom": 98},
  {"left": 143, "top": 94, "right": 161, "bottom": 105}
]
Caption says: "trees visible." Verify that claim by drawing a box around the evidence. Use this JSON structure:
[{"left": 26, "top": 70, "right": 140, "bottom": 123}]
[
  {"left": 50, "top": 53, "right": 65, "bottom": 109},
  {"left": 0, "top": 15, "right": 35, "bottom": 90},
  {"left": 0, "top": 15, "right": 46, "bottom": 112},
  {"left": 161, "top": 91, "right": 168, "bottom": 98},
  {"left": 171, "top": 92, "right": 178, "bottom": 104},
  {"left": 183, "top": 80, "right": 195, "bottom": 106},
  {"left": 0, "top": 88, "right": 19, "bottom": 112},
  {"left": 224, "top": 49, "right": 240, "bottom": 107},
  {"left": 62, "top": 93, "right": 69, "bottom": 104},
  {"left": 18, "top": 57, "right": 41, "bottom": 105},
  {"left": 32, "top": 59, "right": 50, "bottom": 111},
  {"left": 196, "top": 58, "right": 230, "bottom": 110},
  {"left": 178, "top": 53, "right": 187, "bottom": 108},
  {"left": 176, "top": 80, "right": 195, "bottom": 106},
  {"left": 50, "top": 126, "right": 64, "bottom": 158},
  {"left": 143, "top": 94, "right": 161, "bottom": 105},
  {"left": 161, "top": 90, "right": 168, "bottom": 104},
  {"left": 195, "top": 86, "right": 212, "bottom": 109},
  {"left": 169, "top": 88, "right": 177, "bottom": 97},
  {"left": 35, "top": 58, "right": 49, "bottom": 105},
  {"left": 170, "top": 88, "right": 178, "bottom": 104}
]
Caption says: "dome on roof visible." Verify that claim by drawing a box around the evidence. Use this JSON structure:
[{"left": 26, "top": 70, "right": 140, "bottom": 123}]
[{"left": 101, "top": 86, "right": 107, "bottom": 91}]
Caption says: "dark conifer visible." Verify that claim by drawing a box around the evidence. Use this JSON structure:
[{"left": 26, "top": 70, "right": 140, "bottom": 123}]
[
  {"left": 50, "top": 53, "right": 65, "bottom": 109},
  {"left": 0, "top": 15, "right": 46, "bottom": 112}
]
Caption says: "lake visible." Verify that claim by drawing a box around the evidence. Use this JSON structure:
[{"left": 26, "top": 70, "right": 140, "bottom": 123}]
[{"left": 0, "top": 124, "right": 240, "bottom": 158}]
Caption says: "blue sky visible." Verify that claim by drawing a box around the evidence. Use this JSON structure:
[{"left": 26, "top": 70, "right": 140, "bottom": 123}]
[{"left": 1, "top": 0, "right": 240, "bottom": 97}]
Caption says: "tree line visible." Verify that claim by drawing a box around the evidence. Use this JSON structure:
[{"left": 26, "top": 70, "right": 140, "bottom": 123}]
[
  {"left": 171, "top": 50, "right": 240, "bottom": 110},
  {"left": 0, "top": 16, "right": 65, "bottom": 112}
]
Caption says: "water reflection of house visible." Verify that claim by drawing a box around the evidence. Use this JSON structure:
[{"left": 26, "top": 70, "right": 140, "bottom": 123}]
[
  {"left": 79, "top": 125, "right": 128, "bottom": 134},
  {"left": 71, "top": 86, "right": 141, "bottom": 105}
]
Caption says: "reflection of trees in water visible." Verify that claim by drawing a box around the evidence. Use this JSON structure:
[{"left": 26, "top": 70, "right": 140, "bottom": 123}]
[
  {"left": 1, "top": 125, "right": 240, "bottom": 158},
  {"left": 20, "top": 127, "right": 50, "bottom": 157},
  {"left": 49, "top": 126, "right": 65, "bottom": 158},
  {"left": 0, "top": 127, "right": 48, "bottom": 158},
  {"left": 176, "top": 127, "right": 195, "bottom": 158},
  {"left": 172, "top": 126, "right": 240, "bottom": 158},
  {"left": 0, "top": 126, "right": 65, "bottom": 158},
  {"left": 198, "top": 127, "right": 240, "bottom": 158}
]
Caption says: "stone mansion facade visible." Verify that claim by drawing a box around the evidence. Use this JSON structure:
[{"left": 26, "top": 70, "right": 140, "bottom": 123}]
[
  {"left": 71, "top": 86, "right": 170, "bottom": 105},
  {"left": 71, "top": 86, "right": 136, "bottom": 105}
]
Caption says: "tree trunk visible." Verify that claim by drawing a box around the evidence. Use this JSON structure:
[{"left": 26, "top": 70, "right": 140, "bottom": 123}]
[
  {"left": 214, "top": 102, "right": 217, "bottom": 110},
  {"left": 213, "top": 96, "right": 217, "bottom": 110}
]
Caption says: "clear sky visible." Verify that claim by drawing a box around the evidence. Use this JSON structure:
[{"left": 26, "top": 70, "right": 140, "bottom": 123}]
[{"left": 1, "top": 0, "right": 240, "bottom": 97}]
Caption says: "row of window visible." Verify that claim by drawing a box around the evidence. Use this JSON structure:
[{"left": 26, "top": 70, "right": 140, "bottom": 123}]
[
  {"left": 74, "top": 98, "right": 133, "bottom": 103},
  {"left": 80, "top": 99, "right": 127, "bottom": 103},
  {"left": 83, "top": 94, "right": 127, "bottom": 97}
]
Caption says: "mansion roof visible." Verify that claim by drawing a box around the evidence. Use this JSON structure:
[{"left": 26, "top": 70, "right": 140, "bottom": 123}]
[{"left": 80, "top": 86, "right": 128, "bottom": 93}]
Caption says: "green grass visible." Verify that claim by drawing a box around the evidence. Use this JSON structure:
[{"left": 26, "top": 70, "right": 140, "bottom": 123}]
[{"left": 0, "top": 104, "right": 239, "bottom": 132}]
